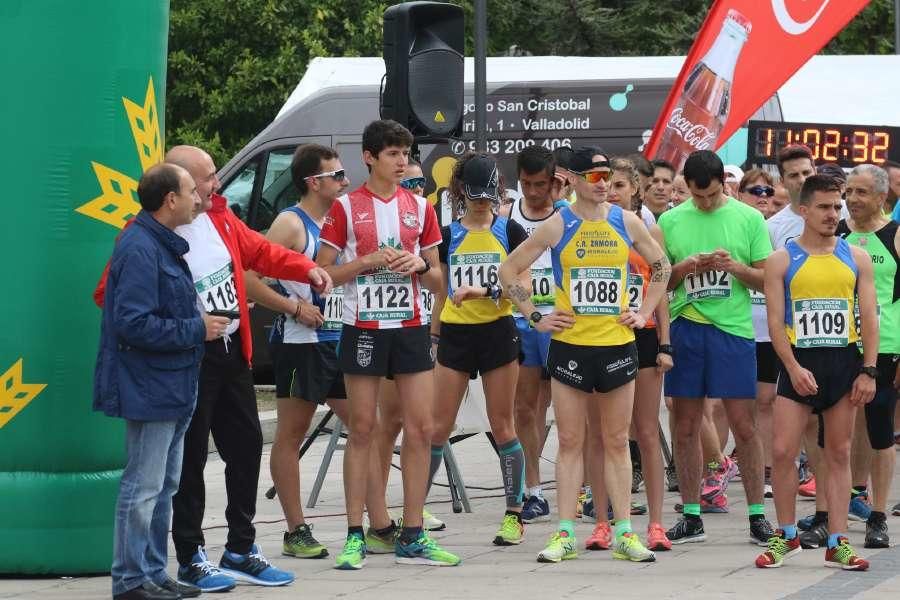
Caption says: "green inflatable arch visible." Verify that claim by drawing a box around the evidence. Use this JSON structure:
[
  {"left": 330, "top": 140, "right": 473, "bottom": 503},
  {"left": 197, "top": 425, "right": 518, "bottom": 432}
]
[{"left": 0, "top": 0, "right": 169, "bottom": 574}]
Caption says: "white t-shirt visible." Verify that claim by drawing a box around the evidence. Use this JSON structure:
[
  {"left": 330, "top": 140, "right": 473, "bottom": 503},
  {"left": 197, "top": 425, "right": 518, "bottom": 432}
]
[
  {"left": 176, "top": 213, "right": 240, "bottom": 335},
  {"left": 768, "top": 201, "right": 850, "bottom": 250}
]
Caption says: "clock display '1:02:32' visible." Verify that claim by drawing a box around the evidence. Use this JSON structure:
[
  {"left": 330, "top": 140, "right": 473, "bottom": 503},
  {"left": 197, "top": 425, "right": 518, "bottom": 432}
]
[{"left": 751, "top": 123, "right": 892, "bottom": 165}]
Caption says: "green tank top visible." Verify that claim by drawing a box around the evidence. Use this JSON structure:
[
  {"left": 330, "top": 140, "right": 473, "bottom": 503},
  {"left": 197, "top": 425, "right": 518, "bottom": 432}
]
[{"left": 838, "top": 220, "right": 900, "bottom": 354}]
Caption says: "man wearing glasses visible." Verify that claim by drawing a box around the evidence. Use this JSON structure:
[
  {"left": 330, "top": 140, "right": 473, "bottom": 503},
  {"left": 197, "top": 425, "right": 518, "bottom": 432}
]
[{"left": 500, "top": 146, "right": 671, "bottom": 564}]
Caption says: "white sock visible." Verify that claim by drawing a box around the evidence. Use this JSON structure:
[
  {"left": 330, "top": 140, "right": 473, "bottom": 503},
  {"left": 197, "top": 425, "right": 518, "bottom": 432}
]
[{"left": 529, "top": 485, "right": 543, "bottom": 498}]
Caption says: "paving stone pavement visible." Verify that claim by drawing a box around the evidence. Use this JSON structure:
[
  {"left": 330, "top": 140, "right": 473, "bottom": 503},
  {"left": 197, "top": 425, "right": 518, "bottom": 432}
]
[{"left": 2, "top": 420, "right": 898, "bottom": 599}]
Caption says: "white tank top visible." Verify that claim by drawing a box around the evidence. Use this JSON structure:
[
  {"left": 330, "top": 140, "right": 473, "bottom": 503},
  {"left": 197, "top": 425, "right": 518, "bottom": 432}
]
[{"left": 508, "top": 197, "right": 565, "bottom": 316}]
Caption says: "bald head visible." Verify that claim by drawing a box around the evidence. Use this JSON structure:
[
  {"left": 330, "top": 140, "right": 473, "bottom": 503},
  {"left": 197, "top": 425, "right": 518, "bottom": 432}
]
[{"left": 165, "top": 145, "right": 220, "bottom": 211}]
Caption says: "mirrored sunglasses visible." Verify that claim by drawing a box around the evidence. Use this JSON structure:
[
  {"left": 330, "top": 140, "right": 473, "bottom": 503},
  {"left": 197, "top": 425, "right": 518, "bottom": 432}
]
[{"left": 400, "top": 176, "right": 426, "bottom": 190}]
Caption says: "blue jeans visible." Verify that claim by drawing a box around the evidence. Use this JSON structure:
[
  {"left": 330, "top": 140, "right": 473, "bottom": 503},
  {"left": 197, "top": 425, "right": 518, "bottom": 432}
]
[{"left": 111, "top": 414, "right": 191, "bottom": 596}]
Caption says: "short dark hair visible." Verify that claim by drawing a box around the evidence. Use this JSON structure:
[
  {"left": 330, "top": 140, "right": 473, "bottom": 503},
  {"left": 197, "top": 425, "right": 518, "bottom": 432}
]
[
  {"left": 517, "top": 146, "right": 556, "bottom": 178},
  {"left": 883, "top": 159, "right": 900, "bottom": 172},
  {"left": 650, "top": 159, "right": 676, "bottom": 179},
  {"left": 626, "top": 153, "right": 653, "bottom": 178},
  {"left": 799, "top": 174, "right": 842, "bottom": 205},
  {"left": 291, "top": 144, "right": 339, "bottom": 195},
  {"left": 777, "top": 144, "right": 814, "bottom": 175},
  {"left": 362, "top": 119, "right": 414, "bottom": 158},
  {"left": 137, "top": 163, "right": 183, "bottom": 212},
  {"left": 682, "top": 150, "right": 724, "bottom": 189}
]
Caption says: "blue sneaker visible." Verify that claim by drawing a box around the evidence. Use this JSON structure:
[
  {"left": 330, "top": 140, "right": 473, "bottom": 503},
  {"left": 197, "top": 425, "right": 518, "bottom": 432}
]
[
  {"left": 581, "top": 497, "right": 596, "bottom": 523},
  {"left": 849, "top": 494, "right": 872, "bottom": 522},
  {"left": 521, "top": 495, "right": 551, "bottom": 523},
  {"left": 797, "top": 513, "right": 816, "bottom": 531},
  {"left": 219, "top": 544, "right": 294, "bottom": 586},
  {"left": 178, "top": 548, "right": 236, "bottom": 592}
]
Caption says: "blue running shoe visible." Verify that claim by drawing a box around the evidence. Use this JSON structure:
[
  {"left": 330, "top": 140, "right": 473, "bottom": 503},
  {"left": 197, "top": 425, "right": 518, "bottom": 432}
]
[
  {"left": 521, "top": 495, "right": 551, "bottom": 523},
  {"left": 219, "top": 544, "right": 294, "bottom": 586},
  {"left": 797, "top": 513, "right": 816, "bottom": 531},
  {"left": 395, "top": 534, "right": 460, "bottom": 566},
  {"left": 849, "top": 494, "right": 872, "bottom": 522},
  {"left": 178, "top": 548, "right": 236, "bottom": 593}
]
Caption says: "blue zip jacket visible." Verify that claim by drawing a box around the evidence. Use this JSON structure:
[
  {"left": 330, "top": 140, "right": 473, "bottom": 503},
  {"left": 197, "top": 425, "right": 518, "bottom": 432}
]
[{"left": 93, "top": 210, "right": 206, "bottom": 421}]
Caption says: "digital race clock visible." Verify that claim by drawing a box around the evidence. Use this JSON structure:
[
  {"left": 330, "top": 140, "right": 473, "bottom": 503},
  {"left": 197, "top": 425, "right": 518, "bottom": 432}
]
[{"left": 746, "top": 120, "right": 899, "bottom": 168}]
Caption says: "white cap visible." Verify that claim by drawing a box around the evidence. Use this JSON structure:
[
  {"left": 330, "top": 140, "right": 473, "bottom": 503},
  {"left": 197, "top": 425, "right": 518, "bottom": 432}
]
[{"left": 724, "top": 164, "right": 744, "bottom": 182}]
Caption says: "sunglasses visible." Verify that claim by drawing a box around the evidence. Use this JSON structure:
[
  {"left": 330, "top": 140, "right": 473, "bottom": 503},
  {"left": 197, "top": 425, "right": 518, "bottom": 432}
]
[
  {"left": 400, "top": 177, "right": 426, "bottom": 190},
  {"left": 576, "top": 170, "right": 611, "bottom": 184},
  {"left": 745, "top": 185, "right": 775, "bottom": 197},
  {"left": 308, "top": 169, "right": 346, "bottom": 182}
]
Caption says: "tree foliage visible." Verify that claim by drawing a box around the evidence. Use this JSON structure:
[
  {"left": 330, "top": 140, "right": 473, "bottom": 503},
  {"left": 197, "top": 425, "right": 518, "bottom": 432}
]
[{"left": 167, "top": 0, "right": 897, "bottom": 167}]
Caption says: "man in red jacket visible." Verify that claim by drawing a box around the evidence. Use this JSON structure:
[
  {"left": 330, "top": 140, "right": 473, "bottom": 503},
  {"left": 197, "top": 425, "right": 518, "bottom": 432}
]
[{"left": 96, "top": 145, "right": 332, "bottom": 591}]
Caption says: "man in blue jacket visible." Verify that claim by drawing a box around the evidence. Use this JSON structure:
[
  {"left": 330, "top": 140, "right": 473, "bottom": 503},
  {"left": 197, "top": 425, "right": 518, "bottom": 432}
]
[{"left": 94, "top": 162, "right": 231, "bottom": 600}]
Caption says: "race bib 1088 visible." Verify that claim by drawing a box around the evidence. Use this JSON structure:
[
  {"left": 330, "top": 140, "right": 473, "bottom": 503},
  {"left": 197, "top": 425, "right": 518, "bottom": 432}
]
[{"left": 569, "top": 267, "right": 622, "bottom": 315}]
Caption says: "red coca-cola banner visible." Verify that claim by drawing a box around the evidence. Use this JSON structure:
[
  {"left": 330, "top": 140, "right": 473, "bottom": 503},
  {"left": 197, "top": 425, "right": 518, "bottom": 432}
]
[{"left": 645, "top": 0, "right": 871, "bottom": 171}]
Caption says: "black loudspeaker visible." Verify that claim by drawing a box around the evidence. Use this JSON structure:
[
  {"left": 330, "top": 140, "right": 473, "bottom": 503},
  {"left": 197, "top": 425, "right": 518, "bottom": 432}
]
[{"left": 381, "top": 1, "right": 464, "bottom": 140}]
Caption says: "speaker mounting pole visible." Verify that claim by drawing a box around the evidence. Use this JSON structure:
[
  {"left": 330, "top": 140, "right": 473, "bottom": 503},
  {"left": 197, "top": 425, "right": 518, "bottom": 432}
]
[{"left": 474, "top": 0, "right": 487, "bottom": 153}]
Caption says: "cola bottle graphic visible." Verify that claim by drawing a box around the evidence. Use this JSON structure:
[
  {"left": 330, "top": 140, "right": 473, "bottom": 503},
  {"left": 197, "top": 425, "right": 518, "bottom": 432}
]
[{"left": 655, "top": 9, "right": 751, "bottom": 172}]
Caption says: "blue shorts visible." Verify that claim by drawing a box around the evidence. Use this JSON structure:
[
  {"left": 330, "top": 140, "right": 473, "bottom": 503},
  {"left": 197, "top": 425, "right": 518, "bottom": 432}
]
[
  {"left": 664, "top": 318, "right": 757, "bottom": 399},
  {"left": 515, "top": 316, "right": 551, "bottom": 368}
]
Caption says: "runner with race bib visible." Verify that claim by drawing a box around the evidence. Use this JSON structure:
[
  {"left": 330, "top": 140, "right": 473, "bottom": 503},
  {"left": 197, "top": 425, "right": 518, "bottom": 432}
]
[
  {"left": 317, "top": 120, "right": 459, "bottom": 570},
  {"left": 657, "top": 150, "right": 774, "bottom": 547},
  {"left": 427, "top": 153, "right": 529, "bottom": 547},
  {"left": 758, "top": 174, "right": 877, "bottom": 571},
  {"left": 500, "top": 146, "right": 671, "bottom": 565},
  {"left": 500, "top": 146, "right": 569, "bottom": 524}
]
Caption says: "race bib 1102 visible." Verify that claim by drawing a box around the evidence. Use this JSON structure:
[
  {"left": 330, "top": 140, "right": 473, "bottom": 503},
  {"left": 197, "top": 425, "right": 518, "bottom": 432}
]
[{"left": 684, "top": 270, "right": 731, "bottom": 301}]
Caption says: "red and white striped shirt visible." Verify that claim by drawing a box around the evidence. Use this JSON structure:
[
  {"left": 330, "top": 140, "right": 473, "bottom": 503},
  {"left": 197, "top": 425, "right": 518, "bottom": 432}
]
[{"left": 320, "top": 184, "right": 442, "bottom": 329}]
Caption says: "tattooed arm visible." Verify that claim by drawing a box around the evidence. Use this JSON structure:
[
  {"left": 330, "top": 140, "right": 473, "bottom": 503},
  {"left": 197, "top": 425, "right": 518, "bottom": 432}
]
[{"left": 499, "top": 214, "right": 564, "bottom": 318}]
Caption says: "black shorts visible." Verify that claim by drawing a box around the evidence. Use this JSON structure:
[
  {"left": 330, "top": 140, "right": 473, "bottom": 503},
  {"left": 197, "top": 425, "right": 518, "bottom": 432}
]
[
  {"left": 756, "top": 341, "right": 780, "bottom": 384},
  {"left": 338, "top": 324, "right": 434, "bottom": 377},
  {"left": 437, "top": 317, "right": 519, "bottom": 377},
  {"left": 635, "top": 327, "right": 659, "bottom": 370},
  {"left": 547, "top": 340, "right": 638, "bottom": 393},
  {"left": 777, "top": 344, "right": 860, "bottom": 415},
  {"left": 271, "top": 341, "right": 345, "bottom": 403},
  {"left": 863, "top": 354, "right": 898, "bottom": 450}
]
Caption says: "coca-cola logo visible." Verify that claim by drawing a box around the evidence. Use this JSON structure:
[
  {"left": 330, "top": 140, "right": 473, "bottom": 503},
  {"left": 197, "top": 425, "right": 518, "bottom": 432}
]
[
  {"left": 665, "top": 108, "right": 716, "bottom": 151},
  {"left": 771, "top": 0, "right": 830, "bottom": 36}
]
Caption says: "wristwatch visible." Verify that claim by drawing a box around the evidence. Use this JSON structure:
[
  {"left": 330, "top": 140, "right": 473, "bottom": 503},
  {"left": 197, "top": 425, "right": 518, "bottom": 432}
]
[
  {"left": 528, "top": 311, "right": 542, "bottom": 328},
  {"left": 860, "top": 365, "right": 879, "bottom": 379},
  {"left": 658, "top": 344, "right": 674, "bottom": 356},
  {"left": 415, "top": 261, "right": 431, "bottom": 275}
]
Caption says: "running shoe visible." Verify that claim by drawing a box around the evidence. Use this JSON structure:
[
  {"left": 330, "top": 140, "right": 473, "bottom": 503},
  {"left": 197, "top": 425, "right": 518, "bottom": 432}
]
[
  {"left": 824, "top": 537, "right": 869, "bottom": 571},
  {"left": 666, "top": 465, "right": 679, "bottom": 492},
  {"left": 892, "top": 501, "right": 900, "bottom": 517},
  {"left": 798, "top": 476, "right": 816, "bottom": 498},
  {"left": 365, "top": 525, "right": 397, "bottom": 554},
  {"left": 728, "top": 449, "right": 741, "bottom": 480},
  {"left": 755, "top": 530, "right": 801, "bottom": 568},
  {"left": 521, "top": 495, "right": 551, "bottom": 523},
  {"left": 581, "top": 497, "right": 596, "bottom": 523},
  {"left": 585, "top": 522, "right": 611, "bottom": 550},
  {"left": 282, "top": 523, "right": 328, "bottom": 558},
  {"left": 848, "top": 493, "right": 872, "bottom": 522},
  {"left": 676, "top": 494, "right": 728, "bottom": 514},
  {"left": 612, "top": 532, "right": 656, "bottom": 563},
  {"left": 177, "top": 548, "right": 236, "bottom": 593},
  {"left": 630, "top": 501, "right": 648, "bottom": 516},
  {"left": 864, "top": 516, "right": 889, "bottom": 549},
  {"left": 334, "top": 533, "right": 366, "bottom": 570},
  {"left": 423, "top": 509, "right": 446, "bottom": 531},
  {"left": 797, "top": 452, "right": 809, "bottom": 482},
  {"left": 395, "top": 534, "right": 460, "bottom": 566},
  {"left": 749, "top": 518, "right": 775, "bottom": 546},
  {"left": 538, "top": 531, "right": 577, "bottom": 563},
  {"left": 799, "top": 522, "right": 829, "bottom": 549},
  {"left": 797, "top": 513, "right": 816, "bottom": 531},
  {"left": 700, "top": 460, "right": 723, "bottom": 501},
  {"left": 219, "top": 544, "right": 294, "bottom": 586},
  {"left": 646, "top": 523, "right": 672, "bottom": 551},
  {"left": 632, "top": 468, "right": 644, "bottom": 493},
  {"left": 763, "top": 466, "right": 773, "bottom": 499},
  {"left": 666, "top": 517, "right": 706, "bottom": 544},
  {"left": 493, "top": 513, "right": 524, "bottom": 546}
]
